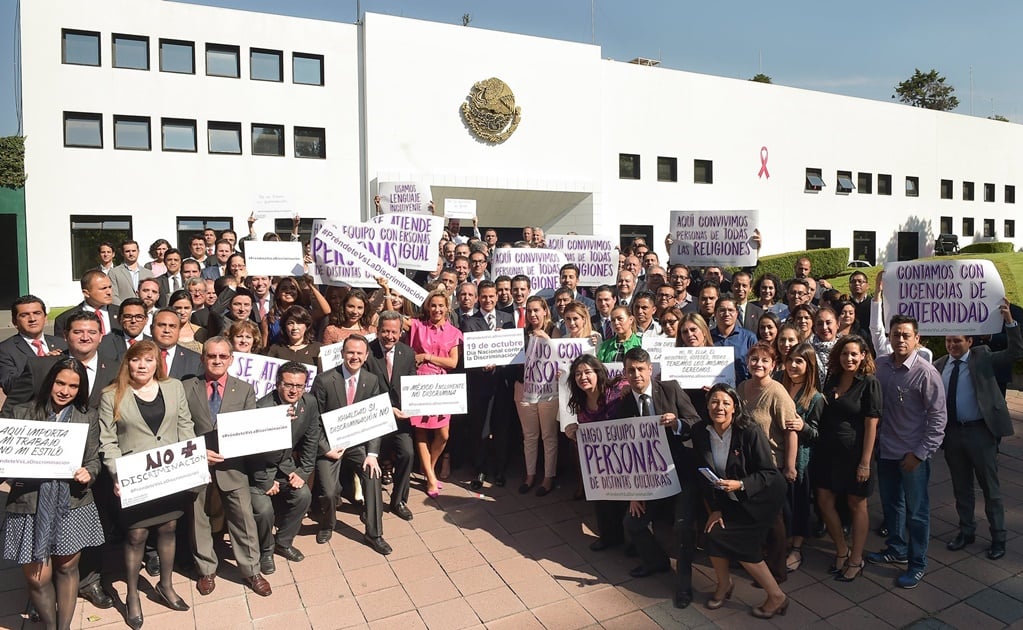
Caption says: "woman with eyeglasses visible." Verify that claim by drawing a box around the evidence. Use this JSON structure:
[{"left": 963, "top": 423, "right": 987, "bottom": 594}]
[{"left": 658, "top": 306, "right": 683, "bottom": 339}]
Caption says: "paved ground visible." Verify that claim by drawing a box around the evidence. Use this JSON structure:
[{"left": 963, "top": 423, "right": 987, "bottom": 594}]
[{"left": 1, "top": 390, "right": 1022, "bottom": 629}]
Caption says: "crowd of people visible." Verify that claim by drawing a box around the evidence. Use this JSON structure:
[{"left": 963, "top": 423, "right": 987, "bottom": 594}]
[{"left": 0, "top": 217, "right": 1020, "bottom": 627}]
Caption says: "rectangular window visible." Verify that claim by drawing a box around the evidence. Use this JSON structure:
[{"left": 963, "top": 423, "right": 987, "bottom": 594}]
[
  {"left": 940, "top": 179, "right": 954, "bottom": 199},
  {"left": 905, "top": 176, "right": 919, "bottom": 197},
  {"left": 656, "top": 156, "right": 677, "bottom": 182},
  {"left": 70, "top": 215, "right": 132, "bottom": 279},
  {"left": 294, "top": 127, "right": 326, "bottom": 159},
  {"left": 252, "top": 124, "right": 285, "bottom": 156},
  {"left": 984, "top": 182, "right": 996, "bottom": 202},
  {"left": 62, "top": 29, "right": 100, "bottom": 66},
  {"left": 161, "top": 118, "right": 197, "bottom": 152},
  {"left": 983, "top": 219, "right": 995, "bottom": 237},
  {"left": 1005, "top": 185, "right": 1015, "bottom": 204},
  {"left": 963, "top": 181, "right": 975, "bottom": 201},
  {"left": 1006, "top": 219, "right": 1016, "bottom": 238},
  {"left": 963, "top": 217, "right": 974, "bottom": 236},
  {"left": 805, "top": 167, "right": 824, "bottom": 192},
  {"left": 805, "top": 229, "right": 831, "bottom": 250},
  {"left": 250, "top": 48, "right": 283, "bottom": 82},
  {"left": 208, "top": 121, "right": 242, "bottom": 154},
  {"left": 836, "top": 170, "right": 854, "bottom": 194},
  {"left": 619, "top": 153, "right": 640, "bottom": 179},
  {"left": 857, "top": 172, "right": 872, "bottom": 194},
  {"left": 113, "top": 116, "right": 151, "bottom": 150},
  {"left": 940, "top": 216, "right": 953, "bottom": 235},
  {"left": 694, "top": 159, "right": 713, "bottom": 184},
  {"left": 159, "top": 39, "right": 194, "bottom": 74},
  {"left": 205, "top": 44, "right": 240, "bottom": 78},
  {"left": 274, "top": 217, "right": 322, "bottom": 243},
  {"left": 877, "top": 173, "right": 892, "bottom": 196},
  {"left": 176, "top": 217, "right": 233, "bottom": 254},
  {"left": 63, "top": 112, "right": 103, "bottom": 148},
  {"left": 112, "top": 34, "right": 149, "bottom": 70},
  {"left": 293, "top": 53, "right": 324, "bottom": 85}
]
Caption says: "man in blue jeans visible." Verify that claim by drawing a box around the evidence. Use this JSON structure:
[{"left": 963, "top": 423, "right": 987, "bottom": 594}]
[{"left": 867, "top": 314, "right": 947, "bottom": 588}]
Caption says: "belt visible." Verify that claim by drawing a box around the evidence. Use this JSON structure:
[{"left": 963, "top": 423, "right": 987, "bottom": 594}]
[{"left": 953, "top": 419, "right": 984, "bottom": 427}]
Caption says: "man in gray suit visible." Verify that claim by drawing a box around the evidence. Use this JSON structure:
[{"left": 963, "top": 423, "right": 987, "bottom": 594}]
[
  {"left": 108, "top": 239, "right": 154, "bottom": 306},
  {"left": 935, "top": 299, "right": 1020, "bottom": 560},
  {"left": 184, "top": 337, "right": 270, "bottom": 597}
]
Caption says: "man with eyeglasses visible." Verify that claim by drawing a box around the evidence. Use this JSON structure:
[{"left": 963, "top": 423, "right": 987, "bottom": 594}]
[
  {"left": 785, "top": 278, "right": 815, "bottom": 313},
  {"left": 98, "top": 298, "right": 150, "bottom": 361},
  {"left": 710, "top": 297, "right": 756, "bottom": 383},
  {"left": 848, "top": 271, "right": 872, "bottom": 328},
  {"left": 654, "top": 286, "right": 677, "bottom": 320},
  {"left": 468, "top": 251, "right": 490, "bottom": 284},
  {"left": 668, "top": 264, "right": 695, "bottom": 311}
]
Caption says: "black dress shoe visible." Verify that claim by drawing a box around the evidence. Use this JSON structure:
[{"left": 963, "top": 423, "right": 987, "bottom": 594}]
[
  {"left": 629, "top": 562, "right": 670, "bottom": 578},
  {"left": 79, "top": 582, "right": 114, "bottom": 609},
  {"left": 674, "top": 588, "right": 693, "bottom": 609},
  {"left": 126, "top": 613, "right": 144, "bottom": 630},
  {"left": 275, "top": 544, "right": 306, "bottom": 562},
  {"left": 364, "top": 535, "right": 393, "bottom": 555},
  {"left": 470, "top": 473, "right": 485, "bottom": 492},
  {"left": 259, "top": 552, "right": 276, "bottom": 575},
  {"left": 494, "top": 473, "right": 506, "bottom": 487},
  {"left": 390, "top": 502, "right": 414, "bottom": 521},
  {"left": 946, "top": 532, "right": 975, "bottom": 551},
  {"left": 988, "top": 541, "right": 1006, "bottom": 560},
  {"left": 154, "top": 583, "right": 190, "bottom": 612},
  {"left": 518, "top": 482, "right": 534, "bottom": 494},
  {"left": 144, "top": 554, "right": 161, "bottom": 578},
  {"left": 316, "top": 529, "right": 333, "bottom": 544}
]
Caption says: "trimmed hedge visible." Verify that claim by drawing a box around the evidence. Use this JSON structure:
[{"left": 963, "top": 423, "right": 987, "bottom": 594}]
[
  {"left": 959, "top": 241, "right": 1014, "bottom": 254},
  {"left": 0, "top": 135, "right": 26, "bottom": 189},
  {"left": 747, "top": 247, "right": 850, "bottom": 280}
]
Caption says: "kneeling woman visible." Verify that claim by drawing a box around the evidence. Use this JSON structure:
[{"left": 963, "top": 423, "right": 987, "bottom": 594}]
[{"left": 2, "top": 359, "right": 105, "bottom": 630}]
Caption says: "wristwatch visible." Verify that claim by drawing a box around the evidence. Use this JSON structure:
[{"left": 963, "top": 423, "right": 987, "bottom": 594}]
[{"left": 738, "top": 481, "right": 745, "bottom": 492}]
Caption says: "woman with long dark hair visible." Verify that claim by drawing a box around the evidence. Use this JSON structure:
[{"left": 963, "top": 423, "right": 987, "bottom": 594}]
[
  {"left": 515, "top": 296, "right": 559, "bottom": 496},
  {"left": 266, "top": 305, "right": 322, "bottom": 366},
  {"left": 322, "top": 289, "right": 377, "bottom": 345}
]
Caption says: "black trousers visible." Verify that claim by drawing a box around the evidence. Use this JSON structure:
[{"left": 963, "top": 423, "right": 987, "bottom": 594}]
[
  {"left": 250, "top": 482, "right": 312, "bottom": 553},
  {"left": 623, "top": 481, "right": 700, "bottom": 594},
  {"left": 943, "top": 421, "right": 1005, "bottom": 540},
  {"left": 315, "top": 444, "right": 383, "bottom": 538},
  {"left": 380, "top": 425, "right": 414, "bottom": 507}
]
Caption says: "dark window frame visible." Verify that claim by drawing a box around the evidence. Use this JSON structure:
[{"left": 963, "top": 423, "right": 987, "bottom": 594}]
[
  {"left": 161, "top": 118, "right": 198, "bottom": 153},
  {"left": 963, "top": 181, "right": 975, "bottom": 201},
  {"left": 292, "top": 52, "right": 325, "bottom": 86},
  {"left": 159, "top": 39, "right": 195, "bottom": 74},
  {"left": 619, "top": 153, "right": 641, "bottom": 180},
  {"left": 61, "top": 29, "right": 101, "bottom": 66},
  {"left": 70, "top": 214, "right": 132, "bottom": 280},
  {"left": 111, "top": 33, "right": 150, "bottom": 70},
  {"left": 113, "top": 115, "right": 152, "bottom": 151},
  {"left": 962, "top": 217, "right": 975, "bottom": 236},
  {"left": 207, "top": 121, "right": 243, "bottom": 155},
  {"left": 905, "top": 176, "right": 919, "bottom": 197},
  {"left": 63, "top": 111, "right": 103, "bottom": 148},
  {"left": 1005, "top": 185, "right": 1015, "bottom": 204},
  {"left": 294, "top": 126, "right": 326, "bottom": 159},
  {"left": 877, "top": 173, "right": 892, "bottom": 196},
  {"left": 857, "top": 172, "right": 872, "bottom": 194},
  {"left": 984, "top": 182, "right": 996, "bottom": 202},
  {"left": 940, "top": 179, "right": 954, "bottom": 200},
  {"left": 656, "top": 156, "right": 678, "bottom": 182},
  {"left": 205, "top": 43, "right": 241, "bottom": 78},
  {"left": 250, "top": 47, "right": 284, "bottom": 82},
  {"left": 252, "top": 123, "right": 285, "bottom": 157},
  {"left": 694, "top": 159, "right": 713, "bottom": 184}
]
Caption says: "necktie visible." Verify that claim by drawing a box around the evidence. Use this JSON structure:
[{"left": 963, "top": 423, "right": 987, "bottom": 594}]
[
  {"left": 487, "top": 313, "right": 495, "bottom": 331},
  {"left": 161, "top": 348, "right": 169, "bottom": 374},
  {"left": 603, "top": 318, "right": 612, "bottom": 340},
  {"left": 172, "top": 276, "right": 180, "bottom": 291},
  {"left": 640, "top": 394, "right": 652, "bottom": 417},
  {"left": 947, "top": 359, "right": 961, "bottom": 424},
  {"left": 346, "top": 375, "right": 357, "bottom": 405},
  {"left": 31, "top": 339, "right": 45, "bottom": 357},
  {"left": 128, "top": 337, "right": 136, "bottom": 346},
  {"left": 208, "top": 381, "right": 222, "bottom": 424},
  {"left": 517, "top": 307, "right": 526, "bottom": 328},
  {"left": 386, "top": 351, "right": 394, "bottom": 381},
  {"left": 259, "top": 300, "right": 268, "bottom": 320},
  {"left": 96, "top": 312, "right": 105, "bottom": 336}
]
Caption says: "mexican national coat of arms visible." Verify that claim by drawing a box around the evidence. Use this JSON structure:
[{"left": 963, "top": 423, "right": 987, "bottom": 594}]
[{"left": 461, "top": 77, "right": 521, "bottom": 143}]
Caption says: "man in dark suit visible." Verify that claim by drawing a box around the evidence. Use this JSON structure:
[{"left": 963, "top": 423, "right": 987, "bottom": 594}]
[
  {"left": 362, "top": 311, "right": 416, "bottom": 521},
  {"left": 248, "top": 362, "right": 320, "bottom": 574},
  {"left": 151, "top": 309, "right": 202, "bottom": 380},
  {"left": 97, "top": 298, "right": 150, "bottom": 362},
  {"left": 731, "top": 270, "right": 764, "bottom": 332},
  {"left": 156, "top": 248, "right": 186, "bottom": 308},
  {"left": 548, "top": 264, "right": 596, "bottom": 317},
  {"left": 935, "top": 300, "right": 1020, "bottom": 561},
  {"left": 591, "top": 285, "right": 616, "bottom": 341},
  {"left": 616, "top": 347, "right": 701, "bottom": 610},
  {"left": 311, "top": 335, "right": 392, "bottom": 555},
  {"left": 0, "top": 295, "right": 67, "bottom": 396},
  {"left": 54, "top": 270, "right": 119, "bottom": 338},
  {"left": 184, "top": 337, "right": 270, "bottom": 597},
  {"left": 200, "top": 239, "right": 234, "bottom": 280}
]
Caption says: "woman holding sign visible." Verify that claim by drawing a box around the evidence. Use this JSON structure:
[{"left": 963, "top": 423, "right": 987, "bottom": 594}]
[
  {"left": 515, "top": 296, "right": 560, "bottom": 496},
  {"left": 2, "top": 359, "right": 104, "bottom": 630},
  {"left": 99, "top": 341, "right": 195, "bottom": 627}
]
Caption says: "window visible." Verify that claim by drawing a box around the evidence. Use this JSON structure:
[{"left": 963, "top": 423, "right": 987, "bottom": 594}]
[
  {"left": 252, "top": 124, "right": 285, "bottom": 156},
  {"left": 694, "top": 159, "right": 713, "bottom": 184},
  {"left": 250, "top": 48, "right": 283, "bottom": 82},
  {"left": 160, "top": 39, "right": 194, "bottom": 74},
  {"left": 176, "top": 217, "right": 233, "bottom": 253},
  {"left": 62, "top": 29, "right": 100, "bottom": 66},
  {"left": 1006, "top": 220, "right": 1016, "bottom": 238},
  {"left": 63, "top": 112, "right": 102, "bottom": 148},
  {"left": 963, "top": 181, "right": 975, "bottom": 201},
  {"left": 205, "top": 44, "right": 240, "bottom": 78},
  {"left": 805, "top": 229, "right": 831, "bottom": 250},
  {"left": 905, "top": 176, "right": 919, "bottom": 197},
  {"left": 112, "top": 34, "right": 149, "bottom": 70},
  {"left": 161, "top": 118, "right": 197, "bottom": 152},
  {"left": 836, "top": 170, "right": 854, "bottom": 194},
  {"left": 857, "top": 172, "right": 872, "bottom": 194},
  {"left": 940, "top": 216, "right": 953, "bottom": 235},
  {"left": 70, "top": 215, "right": 132, "bottom": 279},
  {"left": 274, "top": 217, "right": 322, "bottom": 243},
  {"left": 208, "top": 121, "right": 242, "bottom": 154},
  {"left": 619, "top": 224, "right": 653, "bottom": 251},
  {"left": 113, "top": 116, "right": 150, "bottom": 150},
  {"left": 963, "top": 217, "right": 974, "bottom": 236},
  {"left": 984, "top": 183, "right": 996, "bottom": 202},
  {"left": 1005, "top": 185, "right": 1015, "bottom": 204},
  {"left": 983, "top": 219, "right": 995, "bottom": 237},
  {"left": 940, "top": 179, "right": 954, "bottom": 199},
  {"left": 619, "top": 153, "right": 640, "bottom": 179},
  {"left": 877, "top": 174, "right": 892, "bottom": 196},
  {"left": 656, "top": 157, "right": 677, "bottom": 182},
  {"left": 294, "top": 127, "right": 326, "bottom": 159},
  {"left": 805, "top": 167, "right": 824, "bottom": 192},
  {"left": 293, "top": 53, "right": 324, "bottom": 85}
]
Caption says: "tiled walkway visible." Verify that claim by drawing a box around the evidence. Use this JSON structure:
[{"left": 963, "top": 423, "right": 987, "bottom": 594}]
[{"left": 2, "top": 392, "right": 1022, "bottom": 629}]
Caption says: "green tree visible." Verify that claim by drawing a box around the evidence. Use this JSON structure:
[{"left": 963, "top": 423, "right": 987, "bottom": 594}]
[
  {"left": 892, "top": 68, "right": 959, "bottom": 111},
  {"left": 988, "top": 114, "right": 1010, "bottom": 122},
  {"left": 750, "top": 73, "right": 772, "bottom": 84}
]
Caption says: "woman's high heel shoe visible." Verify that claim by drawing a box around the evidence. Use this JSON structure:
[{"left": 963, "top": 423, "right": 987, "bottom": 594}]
[
  {"left": 751, "top": 596, "right": 789, "bottom": 619},
  {"left": 155, "top": 583, "right": 190, "bottom": 611},
  {"left": 126, "top": 594, "right": 144, "bottom": 629},
  {"left": 705, "top": 580, "right": 734, "bottom": 610}
]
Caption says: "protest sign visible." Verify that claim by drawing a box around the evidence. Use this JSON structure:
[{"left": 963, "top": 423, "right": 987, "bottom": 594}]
[
  {"left": 318, "top": 336, "right": 376, "bottom": 373},
  {"left": 400, "top": 374, "right": 468, "bottom": 416},
  {"left": 321, "top": 392, "right": 396, "bottom": 451},
  {"left": 231, "top": 352, "right": 317, "bottom": 399},
  {"left": 575, "top": 416, "right": 681, "bottom": 501},
  {"left": 640, "top": 335, "right": 676, "bottom": 364},
  {"left": 490, "top": 247, "right": 569, "bottom": 293},
  {"left": 557, "top": 373, "right": 576, "bottom": 432},
  {"left": 252, "top": 192, "right": 292, "bottom": 218},
  {"left": 668, "top": 210, "right": 759, "bottom": 267},
  {"left": 117, "top": 436, "right": 210, "bottom": 508},
  {"left": 462, "top": 328, "right": 525, "bottom": 368},
  {"left": 216, "top": 405, "right": 294, "bottom": 459},
  {"left": 369, "top": 213, "right": 445, "bottom": 272},
  {"left": 603, "top": 362, "right": 661, "bottom": 381},
  {"left": 522, "top": 337, "right": 595, "bottom": 403},
  {"left": 659, "top": 346, "right": 736, "bottom": 388},
  {"left": 443, "top": 198, "right": 477, "bottom": 220},
  {"left": 0, "top": 419, "right": 89, "bottom": 479},
  {"left": 243, "top": 240, "right": 304, "bottom": 277},
  {"left": 882, "top": 260, "right": 1007, "bottom": 335},
  {"left": 378, "top": 181, "right": 432, "bottom": 214},
  {"left": 544, "top": 235, "right": 617, "bottom": 285}
]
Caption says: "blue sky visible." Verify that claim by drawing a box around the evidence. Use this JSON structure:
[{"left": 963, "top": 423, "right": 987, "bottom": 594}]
[{"left": 2, "top": 0, "right": 1021, "bottom": 135}]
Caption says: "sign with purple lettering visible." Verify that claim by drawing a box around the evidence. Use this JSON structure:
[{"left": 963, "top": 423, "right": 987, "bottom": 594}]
[
  {"left": 230, "top": 352, "right": 317, "bottom": 399},
  {"left": 117, "top": 436, "right": 210, "bottom": 508},
  {"left": 575, "top": 416, "right": 681, "bottom": 501},
  {"left": 378, "top": 181, "right": 432, "bottom": 214},
  {"left": 668, "top": 210, "right": 759, "bottom": 267},
  {"left": 0, "top": 419, "right": 89, "bottom": 479},
  {"left": 544, "top": 235, "right": 618, "bottom": 285},
  {"left": 490, "top": 247, "right": 569, "bottom": 293},
  {"left": 882, "top": 260, "right": 1006, "bottom": 335},
  {"left": 369, "top": 213, "right": 445, "bottom": 271},
  {"left": 522, "top": 336, "right": 595, "bottom": 403}
]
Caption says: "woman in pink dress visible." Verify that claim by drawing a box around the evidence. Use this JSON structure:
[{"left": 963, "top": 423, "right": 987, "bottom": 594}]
[{"left": 406, "top": 289, "right": 462, "bottom": 497}]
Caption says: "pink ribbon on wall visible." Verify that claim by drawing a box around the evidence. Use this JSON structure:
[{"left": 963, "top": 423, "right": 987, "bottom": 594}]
[{"left": 758, "top": 146, "right": 770, "bottom": 179}]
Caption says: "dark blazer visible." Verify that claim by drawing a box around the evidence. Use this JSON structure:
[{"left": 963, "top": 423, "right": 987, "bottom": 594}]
[
  {"left": 165, "top": 344, "right": 203, "bottom": 380},
  {"left": 311, "top": 367, "right": 387, "bottom": 455},
  {"left": 547, "top": 293, "right": 596, "bottom": 317},
  {"left": 614, "top": 379, "right": 700, "bottom": 467},
  {"left": 933, "top": 323, "right": 1022, "bottom": 438},
  {"left": 98, "top": 332, "right": 151, "bottom": 363},
  {"left": 54, "top": 303, "right": 120, "bottom": 339},
  {"left": 183, "top": 375, "right": 257, "bottom": 491},
  {"left": 363, "top": 339, "right": 417, "bottom": 409},
  {"left": 0, "top": 333, "right": 67, "bottom": 394},
  {"left": 1, "top": 350, "right": 118, "bottom": 414},
  {"left": 459, "top": 310, "right": 515, "bottom": 383},
  {"left": 156, "top": 274, "right": 187, "bottom": 308},
  {"left": 738, "top": 302, "right": 764, "bottom": 333},
  {"left": 247, "top": 391, "right": 321, "bottom": 491}
]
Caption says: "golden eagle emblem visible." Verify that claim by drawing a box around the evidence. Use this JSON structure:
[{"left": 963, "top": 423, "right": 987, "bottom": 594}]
[{"left": 461, "top": 78, "right": 521, "bottom": 143}]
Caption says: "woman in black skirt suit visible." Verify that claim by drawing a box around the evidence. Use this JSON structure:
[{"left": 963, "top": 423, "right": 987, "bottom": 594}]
[
  {"left": 693, "top": 384, "right": 788, "bottom": 619},
  {"left": 99, "top": 340, "right": 195, "bottom": 628},
  {"left": 2, "top": 358, "right": 105, "bottom": 630}
]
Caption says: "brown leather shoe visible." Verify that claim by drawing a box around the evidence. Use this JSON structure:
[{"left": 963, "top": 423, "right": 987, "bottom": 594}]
[
  {"left": 245, "top": 574, "right": 272, "bottom": 597},
  {"left": 196, "top": 574, "right": 216, "bottom": 596}
]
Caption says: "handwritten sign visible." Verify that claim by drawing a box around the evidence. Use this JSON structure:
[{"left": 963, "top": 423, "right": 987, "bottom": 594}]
[
  {"left": 0, "top": 419, "right": 89, "bottom": 479},
  {"left": 881, "top": 260, "right": 1007, "bottom": 335},
  {"left": 668, "top": 210, "right": 759, "bottom": 267},
  {"left": 444, "top": 199, "right": 477, "bottom": 220},
  {"left": 231, "top": 352, "right": 317, "bottom": 399},
  {"left": 462, "top": 328, "right": 525, "bottom": 368},
  {"left": 523, "top": 337, "right": 595, "bottom": 403},
  {"left": 117, "top": 436, "right": 210, "bottom": 508},
  {"left": 378, "top": 181, "right": 431, "bottom": 214},
  {"left": 369, "top": 213, "right": 445, "bottom": 272},
  {"left": 320, "top": 393, "right": 396, "bottom": 450},
  {"left": 216, "top": 405, "right": 294, "bottom": 459},
  {"left": 544, "top": 235, "right": 617, "bottom": 285},
  {"left": 491, "top": 247, "right": 569, "bottom": 293},
  {"left": 576, "top": 416, "right": 681, "bottom": 501},
  {"left": 659, "top": 346, "right": 736, "bottom": 388},
  {"left": 243, "top": 240, "right": 304, "bottom": 277},
  {"left": 400, "top": 374, "right": 468, "bottom": 416},
  {"left": 640, "top": 335, "right": 676, "bottom": 364},
  {"left": 253, "top": 192, "right": 292, "bottom": 218},
  {"left": 313, "top": 221, "right": 429, "bottom": 304}
]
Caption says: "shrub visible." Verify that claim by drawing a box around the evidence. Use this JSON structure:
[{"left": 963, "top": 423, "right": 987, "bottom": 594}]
[
  {"left": 0, "top": 135, "right": 26, "bottom": 189},
  {"left": 747, "top": 248, "right": 850, "bottom": 280},
  {"left": 959, "top": 242, "right": 1014, "bottom": 254}
]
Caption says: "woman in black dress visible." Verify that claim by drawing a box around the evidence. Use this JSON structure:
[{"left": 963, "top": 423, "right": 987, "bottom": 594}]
[
  {"left": 2, "top": 358, "right": 104, "bottom": 630},
  {"left": 811, "top": 335, "right": 881, "bottom": 582},
  {"left": 693, "top": 384, "right": 788, "bottom": 618}
]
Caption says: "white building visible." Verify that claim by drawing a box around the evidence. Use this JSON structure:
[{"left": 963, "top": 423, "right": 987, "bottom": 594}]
[{"left": 17, "top": 0, "right": 1022, "bottom": 306}]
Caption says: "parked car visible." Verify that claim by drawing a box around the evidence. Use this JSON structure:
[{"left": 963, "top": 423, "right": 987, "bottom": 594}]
[
  {"left": 934, "top": 233, "right": 959, "bottom": 255},
  {"left": 848, "top": 260, "right": 872, "bottom": 268}
]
